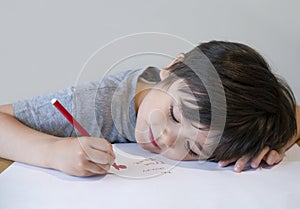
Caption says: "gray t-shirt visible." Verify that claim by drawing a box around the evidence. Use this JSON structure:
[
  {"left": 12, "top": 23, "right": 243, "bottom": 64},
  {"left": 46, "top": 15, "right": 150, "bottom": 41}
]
[{"left": 13, "top": 66, "right": 161, "bottom": 143}]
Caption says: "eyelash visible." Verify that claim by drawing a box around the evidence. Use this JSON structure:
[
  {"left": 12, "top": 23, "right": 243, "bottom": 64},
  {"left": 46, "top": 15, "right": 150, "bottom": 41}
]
[
  {"left": 185, "top": 141, "right": 199, "bottom": 157},
  {"left": 169, "top": 106, "right": 198, "bottom": 157},
  {"left": 169, "top": 105, "right": 180, "bottom": 123}
]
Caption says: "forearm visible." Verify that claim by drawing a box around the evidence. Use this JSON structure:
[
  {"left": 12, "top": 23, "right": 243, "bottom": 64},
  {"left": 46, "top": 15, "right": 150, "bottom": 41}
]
[
  {"left": 0, "top": 107, "right": 63, "bottom": 169},
  {"left": 0, "top": 104, "right": 115, "bottom": 176}
]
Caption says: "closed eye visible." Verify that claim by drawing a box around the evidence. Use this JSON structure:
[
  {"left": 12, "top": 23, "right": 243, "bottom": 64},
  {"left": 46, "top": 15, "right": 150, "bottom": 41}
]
[
  {"left": 185, "top": 141, "right": 199, "bottom": 157},
  {"left": 169, "top": 105, "right": 180, "bottom": 123}
]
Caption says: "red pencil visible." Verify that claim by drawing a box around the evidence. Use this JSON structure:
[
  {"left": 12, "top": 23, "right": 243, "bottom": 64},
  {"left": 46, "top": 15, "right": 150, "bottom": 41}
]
[
  {"left": 51, "top": 99, "right": 90, "bottom": 136},
  {"left": 51, "top": 98, "right": 120, "bottom": 170}
]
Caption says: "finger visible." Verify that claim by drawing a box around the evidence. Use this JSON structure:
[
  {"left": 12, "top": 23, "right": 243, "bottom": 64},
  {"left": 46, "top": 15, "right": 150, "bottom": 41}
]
[
  {"left": 84, "top": 146, "right": 115, "bottom": 165},
  {"left": 96, "top": 163, "right": 111, "bottom": 172},
  {"left": 75, "top": 158, "right": 109, "bottom": 176},
  {"left": 265, "top": 150, "right": 281, "bottom": 166},
  {"left": 234, "top": 155, "right": 251, "bottom": 173},
  {"left": 111, "top": 146, "right": 116, "bottom": 159},
  {"left": 218, "top": 158, "right": 238, "bottom": 167},
  {"left": 90, "top": 138, "right": 116, "bottom": 159},
  {"left": 250, "top": 146, "right": 270, "bottom": 168},
  {"left": 86, "top": 137, "right": 113, "bottom": 153},
  {"left": 274, "top": 148, "right": 285, "bottom": 164},
  {"left": 88, "top": 163, "right": 109, "bottom": 175},
  {"left": 79, "top": 137, "right": 115, "bottom": 160},
  {"left": 85, "top": 162, "right": 108, "bottom": 175}
]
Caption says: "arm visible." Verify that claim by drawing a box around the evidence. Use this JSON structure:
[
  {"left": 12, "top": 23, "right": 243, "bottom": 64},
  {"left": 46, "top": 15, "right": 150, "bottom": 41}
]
[
  {"left": 219, "top": 105, "right": 300, "bottom": 172},
  {"left": 0, "top": 104, "right": 115, "bottom": 176}
]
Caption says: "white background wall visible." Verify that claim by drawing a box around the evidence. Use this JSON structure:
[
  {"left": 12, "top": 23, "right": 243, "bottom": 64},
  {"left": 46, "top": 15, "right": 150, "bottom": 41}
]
[{"left": 1, "top": 0, "right": 299, "bottom": 104}]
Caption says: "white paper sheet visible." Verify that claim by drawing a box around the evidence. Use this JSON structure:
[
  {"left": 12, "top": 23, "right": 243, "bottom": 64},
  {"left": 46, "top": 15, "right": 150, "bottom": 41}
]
[
  {"left": 108, "top": 144, "right": 177, "bottom": 178},
  {"left": 0, "top": 144, "right": 299, "bottom": 209}
]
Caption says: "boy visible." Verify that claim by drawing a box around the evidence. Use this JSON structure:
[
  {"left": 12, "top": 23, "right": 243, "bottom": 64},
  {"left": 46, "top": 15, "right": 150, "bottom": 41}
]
[{"left": 0, "top": 41, "right": 299, "bottom": 176}]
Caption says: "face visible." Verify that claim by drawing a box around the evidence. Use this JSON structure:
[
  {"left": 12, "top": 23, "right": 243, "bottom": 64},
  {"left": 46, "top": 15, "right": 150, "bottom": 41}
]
[{"left": 135, "top": 79, "right": 209, "bottom": 161}]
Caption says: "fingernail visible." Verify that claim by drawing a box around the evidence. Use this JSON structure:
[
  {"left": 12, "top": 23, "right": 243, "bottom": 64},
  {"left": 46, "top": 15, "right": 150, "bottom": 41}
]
[
  {"left": 251, "top": 162, "right": 257, "bottom": 168},
  {"left": 234, "top": 164, "right": 241, "bottom": 172},
  {"left": 218, "top": 162, "right": 224, "bottom": 167}
]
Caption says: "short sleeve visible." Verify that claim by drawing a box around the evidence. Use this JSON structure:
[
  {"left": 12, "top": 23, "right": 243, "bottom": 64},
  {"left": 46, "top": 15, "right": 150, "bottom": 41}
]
[{"left": 13, "top": 87, "right": 75, "bottom": 137}]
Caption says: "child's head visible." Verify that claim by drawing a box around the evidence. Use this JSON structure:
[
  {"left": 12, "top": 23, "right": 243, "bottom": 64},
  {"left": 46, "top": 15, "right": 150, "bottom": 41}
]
[{"left": 135, "top": 40, "right": 297, "bottom": 161}]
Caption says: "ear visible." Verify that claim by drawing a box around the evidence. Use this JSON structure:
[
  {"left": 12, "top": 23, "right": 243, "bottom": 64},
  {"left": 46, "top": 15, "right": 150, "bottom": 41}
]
[
  {"left": 160, "top": 54, "right": 185, "bottom": 80},
  {"left": 159, "top": 68, "right": 170, "bottom": 80}
]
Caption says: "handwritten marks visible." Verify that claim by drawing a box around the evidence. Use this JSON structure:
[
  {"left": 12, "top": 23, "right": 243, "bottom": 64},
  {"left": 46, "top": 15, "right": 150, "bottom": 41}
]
[
  {"left": 112, "top": 163, "right": 127, "bottom": 170},
  {"left": 109, "top": 147, "right": 175, "bottom": 178},
  {"left": 133, "top": 158, "right": 171, "bottom": 174}
]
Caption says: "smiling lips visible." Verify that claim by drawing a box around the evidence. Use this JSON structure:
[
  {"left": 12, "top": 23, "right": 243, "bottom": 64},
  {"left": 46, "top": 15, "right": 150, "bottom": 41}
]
[{"left": 149, "top": 127, "right": 160, "bottom": 149}]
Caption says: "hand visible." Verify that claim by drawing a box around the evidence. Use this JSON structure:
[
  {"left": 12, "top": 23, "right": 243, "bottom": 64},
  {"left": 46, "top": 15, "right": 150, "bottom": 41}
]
[
  {"left": 218, "top": 146, "right": 285, "bottom": 172},
  {"left": 219, "top": 106, "right": 300, "bottom": 172},
  {"left": 51, "top": 136, "right": 115, "bottom": 176}
]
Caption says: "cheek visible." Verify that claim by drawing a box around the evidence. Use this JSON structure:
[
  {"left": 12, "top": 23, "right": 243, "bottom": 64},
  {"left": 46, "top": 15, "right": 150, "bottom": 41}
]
[
  {"left": 134, "top": 105, "right": 154, "bottom": 143},
  {"left": 149, "top": 109, "right": 166, "bottom": 125},
  {"left": 160, "top": 146, "right": 189, "bottom": 161},
  {"left": 135, "top": 100, "right": 151, "bottom": 132},
  {"left": 136, "top": 102, "right": 168, "bottom": 132},
  {"left": 135, "top": 115, "right": 148, "bottom": 144},
  {"left": 148, "top": 109, "right": 168, "bottom": 137}
]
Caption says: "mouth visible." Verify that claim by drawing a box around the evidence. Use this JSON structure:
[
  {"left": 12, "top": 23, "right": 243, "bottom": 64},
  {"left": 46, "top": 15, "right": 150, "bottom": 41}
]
[{"left": 149, "top": 127, "right": 160, "bottom": 149}]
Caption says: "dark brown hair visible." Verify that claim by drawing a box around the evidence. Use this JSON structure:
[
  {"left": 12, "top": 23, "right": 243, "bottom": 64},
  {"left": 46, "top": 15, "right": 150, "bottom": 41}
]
[{"left": 163, "top": 40, "right": 297, "bottom": 161}]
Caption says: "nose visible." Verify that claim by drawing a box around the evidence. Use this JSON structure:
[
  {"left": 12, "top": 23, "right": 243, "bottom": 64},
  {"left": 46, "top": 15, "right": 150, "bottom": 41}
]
[{"left": 158, "top": 129, "right": 177, "bottom": 148}]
